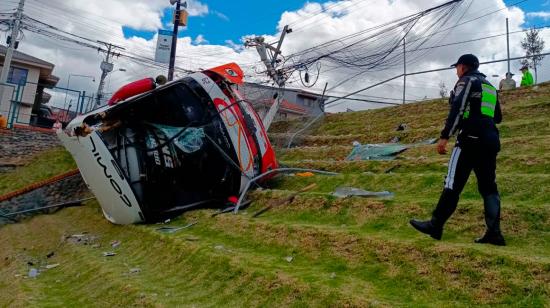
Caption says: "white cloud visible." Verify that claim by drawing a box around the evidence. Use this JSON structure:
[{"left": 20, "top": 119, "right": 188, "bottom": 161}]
[
  {"left": 212, "top": 10, "right": 230, "bottom": 22},
  {"left": 224, "top": 39, "right": 245, "bottom": 52},
  {"left": 2, "top": 0, "right": 548, "bottom": 112},
  {"left": 186, "top": 0, "right": 209, "bottom": 17},
  {"left": 193, "top": 34, "right": 209, "bottom": 45},
  {"left": 526, "top": 11, "right": 550, "bottom": 19}
]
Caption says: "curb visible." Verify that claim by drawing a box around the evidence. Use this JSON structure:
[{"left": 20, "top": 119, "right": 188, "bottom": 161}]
[
  {"left": 12, "top": 124, "right": 56, "bottom": 134},
  {"left": 0, "top": 169, "right": 81, "bottom": 203}
]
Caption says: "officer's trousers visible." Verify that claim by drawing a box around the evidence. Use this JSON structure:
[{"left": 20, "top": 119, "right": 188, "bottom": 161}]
[{"left": 432, "top": 143, "right": 501, "bottom": 233}]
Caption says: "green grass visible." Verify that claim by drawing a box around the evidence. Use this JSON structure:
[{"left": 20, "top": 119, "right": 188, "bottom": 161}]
[
  {"left": 1, "top": 83, "right": 549, "bottom": 306},
  {"left": 0, "top": 148, "right": 76, "bottom": 195}
]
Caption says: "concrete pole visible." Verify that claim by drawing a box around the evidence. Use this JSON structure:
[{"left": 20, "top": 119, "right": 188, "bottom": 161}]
[
  {"left": 63, "top": 74, "right": 72, "bottom": 108},
  {"left": 96, "top": 44, "right": 112, "bottom": 106},
  {"left": 79, "top": 91, "right": 86, "bottom": 114},
  {"left": 168, "top": 0, "right": 181, "bottom": 81},
  {"left": 0, "top": 0, "right": 25, "bottom": 110},
  {"left": 403, "top": 37, "right": 406, "bottom": 105},
  {"left": 506, "top": 18, "right": 511, "bottom": 74}
]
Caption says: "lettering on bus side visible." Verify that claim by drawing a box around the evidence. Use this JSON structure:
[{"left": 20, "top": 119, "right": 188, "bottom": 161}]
[{"left": 90, "top": 136, "right": 133, "bottom": 208}]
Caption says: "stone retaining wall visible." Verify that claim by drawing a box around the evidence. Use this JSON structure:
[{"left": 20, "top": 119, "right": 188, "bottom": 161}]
[
  {"left": 0, "top": 127, "right": 60, "bottom": 165},
  {"left": 0, "top": 174, "right": 90, "bottom": 225}
]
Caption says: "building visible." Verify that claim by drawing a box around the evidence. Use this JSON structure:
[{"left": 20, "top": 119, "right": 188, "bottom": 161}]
[
  {"left": 235, "top": 82, "right": 325, "bottom": 121},
  {"left": 0, "top": 45, "right": 59, "bottom": 126}
]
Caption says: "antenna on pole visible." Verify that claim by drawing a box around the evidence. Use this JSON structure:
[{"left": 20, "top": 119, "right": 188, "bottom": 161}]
[{"left": 245, "top": 25, "right": 292, "bottom": 130}]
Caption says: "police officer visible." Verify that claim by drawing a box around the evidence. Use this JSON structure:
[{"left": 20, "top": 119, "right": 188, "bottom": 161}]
[{"left": 410, "top": 54, "right": 505, "bottom": 246}]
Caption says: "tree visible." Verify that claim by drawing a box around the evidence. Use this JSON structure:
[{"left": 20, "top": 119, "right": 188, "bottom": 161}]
[
  {"left": 439, "top": 81, "right": 448, "bottom": 98},
  {"left": 520, "top": 27, "right": 545, "bottom": 84}
]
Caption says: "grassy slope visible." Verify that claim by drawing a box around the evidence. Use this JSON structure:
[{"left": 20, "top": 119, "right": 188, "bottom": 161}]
[
  {"left": 0, "top": 148, "right": 76, "bottom": 195},
  {"left": 1, "top": 84, "right": 549, "bottom": 307}
]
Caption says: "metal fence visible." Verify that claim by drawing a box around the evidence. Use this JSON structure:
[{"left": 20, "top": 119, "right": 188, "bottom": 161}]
[{"left": 0, "top": 80, "right": 95, "bottom": 129}]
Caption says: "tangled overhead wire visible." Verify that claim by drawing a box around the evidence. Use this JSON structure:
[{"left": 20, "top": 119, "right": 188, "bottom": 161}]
[
  {"left": 278, "top": 0, "right": 469, "bottom": 81},
  {"left": 297, "top": 62, "right": 322, "bottom": 88}
]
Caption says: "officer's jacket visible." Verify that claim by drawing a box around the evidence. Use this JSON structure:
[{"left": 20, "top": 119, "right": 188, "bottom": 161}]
[{"left": 441, "top": 70, "right": 502, "bottom": 149}]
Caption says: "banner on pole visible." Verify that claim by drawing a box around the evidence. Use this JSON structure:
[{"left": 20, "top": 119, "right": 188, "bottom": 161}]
[{"left": 155, "top": 29, "right": 174, "bottom": 64}]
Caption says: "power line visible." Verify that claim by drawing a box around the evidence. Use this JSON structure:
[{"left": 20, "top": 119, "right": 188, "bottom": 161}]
[
  {"left": 325, "top": 50, "right": 550, "bottom": 108},
  {"left": 294, "top": 0, "right": 534, "bottom": 96}
]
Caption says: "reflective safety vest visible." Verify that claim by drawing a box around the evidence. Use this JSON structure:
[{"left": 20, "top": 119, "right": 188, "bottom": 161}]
[{"left": 464, "top": 83, "right": 497, "bottom": 119}]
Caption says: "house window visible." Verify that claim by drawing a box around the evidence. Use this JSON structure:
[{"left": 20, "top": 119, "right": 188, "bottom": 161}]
[{"left": 8, "top": 67, "right": 28, "bottom": 85}]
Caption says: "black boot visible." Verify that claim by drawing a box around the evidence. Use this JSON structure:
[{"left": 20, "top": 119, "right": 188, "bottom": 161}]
[
  {"left": 475, "top": 194, "right": 506, "bottom": 246},
  {"left": 409, "top": 219, "right": 443, "bottom": 240},
  {"left": 474, "top": 232, "right": 505, "bottom": 246},
  {"left": 409, "top": 189, "right": 459, "bottom": 240}
]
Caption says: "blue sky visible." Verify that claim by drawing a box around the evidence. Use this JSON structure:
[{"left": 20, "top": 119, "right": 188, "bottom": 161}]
[
  {"left": 121, "top": 0, "right": 550, "bottom": 46},
  {"left": 123, "top": 0, "right": 308, "bottom": 44}
]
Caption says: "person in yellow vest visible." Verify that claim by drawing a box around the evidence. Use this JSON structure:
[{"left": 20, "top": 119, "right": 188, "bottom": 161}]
[{"left": 520, "top": 65, "right": 534, "bottom": 87}]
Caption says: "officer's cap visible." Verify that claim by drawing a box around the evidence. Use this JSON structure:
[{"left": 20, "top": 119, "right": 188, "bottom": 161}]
[{"left": 451, "top": 54, "right": 479, "bottom": 69}]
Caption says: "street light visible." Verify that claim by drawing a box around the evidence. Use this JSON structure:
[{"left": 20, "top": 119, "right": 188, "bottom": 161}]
[
  {"left": 64, "top": 74, "right": 95, "bottom": 120},
  {"left": 65, "top": 74, "right": 95, "bottom": 102},
  {"left": 106, "top": 68, "right": 127, "bottom": 94}
]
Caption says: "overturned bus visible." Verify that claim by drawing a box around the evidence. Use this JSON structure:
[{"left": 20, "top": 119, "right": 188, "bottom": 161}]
[{"left": 58, "top": 63, "right": 278, "bottom": 224}]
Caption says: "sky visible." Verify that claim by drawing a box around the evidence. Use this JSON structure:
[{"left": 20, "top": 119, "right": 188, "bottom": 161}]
[{"left": 1, "top": 0, "right": 550, "bottom": 113}]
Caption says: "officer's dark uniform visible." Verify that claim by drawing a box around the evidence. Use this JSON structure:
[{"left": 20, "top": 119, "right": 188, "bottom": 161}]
[{"left": 410, "top": 54, "right": 505, "bottom": 245}]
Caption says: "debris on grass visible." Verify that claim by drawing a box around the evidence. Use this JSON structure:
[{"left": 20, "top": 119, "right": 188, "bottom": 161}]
[
  {"left": 332, "top": 187, "right": 394, "bottom": 199},
  {"left": 28, "top": 268, "right": 38, "bottom": 278},
  {"left": 253, "top": 183, "right": 317, "bottom": 218},
  {"left": 211, "top": 200, "right": 251, "bottom": 217},
  {"left": 296, "top": 172, "right": 315, "bottom": 177},
  {"left": 102, "top": 252, "right": 116, "bottom": 257},
  {"left": 66, "top": 233, "right": 98, "bottom": 246},
  {"left": 347, "top": 142, "right": 407, "bottom": 161},
  {"left": 129, "top": 268, "right": 141, "bottom": 274},
  {"left": 45, "top": 263, "right": 59, "bottom": 269},
  {"left": 346, "top": 139, "right": 437, "bottom": 161},
  {"left": 156, "top": 222, "right": 198, "bottom": 234},
  {"left": 111, "top": 240, "right": 121, "bottom": 248},
  {"left": 396, "top": 123, "right": 408, "bottom": 131},
  {"left": 389, "top": 136, "right": 401, "bottom": 143},
  {"left": 46, "top": 251, "right": 54, "bottom": 258},
  {"left": 284, "top": 256, "right": 294, "bottom": 263},
  {"left": 384, "top": 164, "right": 401, "bottom": 173}
]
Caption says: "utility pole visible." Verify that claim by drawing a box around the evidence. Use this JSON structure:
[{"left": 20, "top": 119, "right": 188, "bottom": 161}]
[
  {"left": 403, "top": 37, "right": 406, "bottom": 105},
  {"left": 506, "top": 18, "right": 511, "bottom": 74},
  {"left": 95, "top": 41, "right": 125, "bottom": 106},
  {"left": 168, "top": 0, "right": 182, "bottom": 81},
  {"left": 245, "top": 25, "right": 292, "bottom": 130},
  {"left": 0, "top": 0, "right": 25, "bottom": 107}
]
